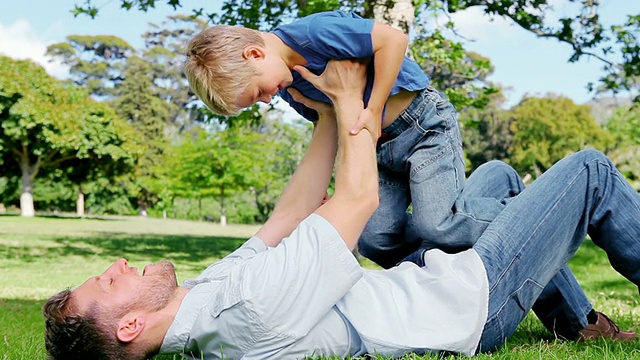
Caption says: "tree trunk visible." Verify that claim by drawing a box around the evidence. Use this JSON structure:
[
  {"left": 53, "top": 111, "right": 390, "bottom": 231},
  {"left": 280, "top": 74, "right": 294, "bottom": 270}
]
[
  {"left": 172, "top": 198, "right": 177, "bottom": 218},
  {"left": 138, "top": 197, "right": 148, "bottom": 217},
  {"left": 76, "top": 184, "right": 85, "bottom": 217},
  {"left": 372, "top": 0, "right": 415, "bottom": 33},
  {"left": 198, "top": 196, "right": 202, "bottom": 221},
  {"left": 220, "top": 188, "right": 227, "bottom": 226},
  {"left": 20, "top": 191, "right": 35, "bottom": 217},
  {"left": 19, "top": 155, "right": 37, "bottom": 217}
]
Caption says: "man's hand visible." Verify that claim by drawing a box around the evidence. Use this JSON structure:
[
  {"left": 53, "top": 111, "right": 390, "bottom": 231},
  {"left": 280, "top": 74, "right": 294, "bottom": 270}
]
[
  {"left": 287, "top": 88, "right": 334, "bottom": 120},
  {"left": 351, "top": 107, "right": 382, "bottom": 139},
  {"left": 293, "top": 59, "right": 367, "bottom": 107},
  {"left": 294, "top": 59, "right": 374, "bottom": 141}
]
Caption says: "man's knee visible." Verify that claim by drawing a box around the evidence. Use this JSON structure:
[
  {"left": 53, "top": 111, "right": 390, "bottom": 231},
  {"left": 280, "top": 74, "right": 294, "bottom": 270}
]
[
  {"left": 564, "top": 148, "right": 609, "bottom": 169},
  {"left": 476, "top": 160, "right": 518, "bottom": 178},
  {"left": 574, "top": 148, "right": 607, "bottom": 161}
]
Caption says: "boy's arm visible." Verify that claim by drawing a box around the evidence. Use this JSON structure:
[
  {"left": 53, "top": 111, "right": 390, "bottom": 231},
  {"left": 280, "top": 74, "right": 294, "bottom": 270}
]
[
  {"left": 353, "top": 21, "right": 409, "bottom": 137},
  {"left": 255, "top": 92, "right": 337, "bottom": 247}
]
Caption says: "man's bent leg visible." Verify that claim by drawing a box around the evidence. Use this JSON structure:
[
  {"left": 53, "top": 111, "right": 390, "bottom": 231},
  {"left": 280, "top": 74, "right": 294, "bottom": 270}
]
[
  {"left": 463, "top": 161, "right": 594, "bottom": 339},
  {"left": 474, "top": 149, "right": 640, "bottom": 353},
  {"left": 532, "top": 266, "right": 592, "bottom": 339}
]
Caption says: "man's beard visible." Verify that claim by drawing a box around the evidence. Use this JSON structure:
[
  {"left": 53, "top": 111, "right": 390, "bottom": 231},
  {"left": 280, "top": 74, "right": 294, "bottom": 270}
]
[
  {"left": 100, "top": 260, "right": 179, "bottom": 318},
  {"left": 134, "top": 261, "right": 179, "bottom": 312}
]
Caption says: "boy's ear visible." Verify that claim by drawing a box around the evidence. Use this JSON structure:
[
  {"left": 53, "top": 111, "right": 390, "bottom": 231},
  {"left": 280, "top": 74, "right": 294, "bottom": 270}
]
[
  {"left": 242, "top": 45, "right": 266, "bottom": 60},
  {"left": 116, "top": 312, "right": 146, "bottom": 343}
]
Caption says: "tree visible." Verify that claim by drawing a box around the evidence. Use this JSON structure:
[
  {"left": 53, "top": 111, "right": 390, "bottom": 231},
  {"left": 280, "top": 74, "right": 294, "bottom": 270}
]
[
  {"left": 57, "top": 120, "right": 141, "bottom": 216},
  {"left": 249, "top": 115, "right": 312, "bottom": 223},
  {"left": 112, "top": 56, "right": 174, "bottom": 216},
  {"left": 46, "top": 35, "right": 134, "bottom": 97},
  {"left": 168, "top": 126, "right": 266, "bottom": 225},
  {"left": 73, "top": 0, "right": 640, "bottom": 101},
  {"left": 604, "top": 105, "right": 640, "bottom": 190},
  {"left": 71, "top": 0, "right": 498, "bottom": 110},
  {"left": 410, "top": 29, "right": 497, "bottom": 109},
  {"left": 508, "top": 94, "right": 614, "bottom": 178},
  {"left": 460, "top": 89, "right": 513, "bottom": 172},
  {"left": 0, "top": 56, "right": 140, "bottom": 217},
  {"left": 141, "top": 15, "right": 209, "bottom": 131}
]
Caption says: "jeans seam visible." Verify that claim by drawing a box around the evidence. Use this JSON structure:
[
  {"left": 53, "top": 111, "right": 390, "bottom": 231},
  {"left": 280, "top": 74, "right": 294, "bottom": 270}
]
[
  {"left": 556, "top": 267, "right": 593, "bottom": 319},
  {"left": 409, "top": 143, "right": 452, "bottom": 179},
  {"left": 452, "top": 211, "right": 493, "bottom": 223}
]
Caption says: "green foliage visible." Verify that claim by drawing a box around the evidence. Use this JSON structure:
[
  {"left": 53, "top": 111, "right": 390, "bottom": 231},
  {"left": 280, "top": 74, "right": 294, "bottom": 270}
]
[
  {"left": 165, "top": 126, "right": 267, "bottom": 221},
  {"left": 141, "top": 15, "right": 209, "bottom": 129},
  {"left": 460, "top": 92, "right": 513, "bottom": 172},
  {"left": 0, "top": 55, "right": 140, "bottom": 214},
  {"left": 248, "top": 115, "right": 312, "bottom": 223},
  {"left": 46, "top": 35, "right": 134, "bottom": 97},
  {"left": 72, "top": 0, "right": 640, "bottom": 100},
  {"left": 410, "top": 29, "right": 498, "bottom": 110},
  {"left": 604, "top": 105, "right": 640, "bottom": 190},
  {"left": 112, "top": 56, "right": 173, "bottom": 212},
  {"left": 605, "top": 105, "right": 640, "bottom": 146},
  {"left": 508, "top": 95, "right": 614, "bottom": 177},
  {"left": 0, "top": 176, "right": 19, "bottom": 206},
  {"left": 32, "top": 175, "right": 76, "bottom": 212}
]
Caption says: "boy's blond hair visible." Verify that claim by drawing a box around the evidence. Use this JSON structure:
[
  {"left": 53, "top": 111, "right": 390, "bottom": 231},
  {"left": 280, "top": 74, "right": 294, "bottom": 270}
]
[{"left": 184, "top": 25, "right": 264, "bottom": 116}]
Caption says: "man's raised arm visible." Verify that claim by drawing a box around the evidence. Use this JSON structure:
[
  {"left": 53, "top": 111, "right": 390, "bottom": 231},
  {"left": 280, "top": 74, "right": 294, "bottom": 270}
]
[{"left": 295, "top": 60, "right": 379, "bottom": 250}]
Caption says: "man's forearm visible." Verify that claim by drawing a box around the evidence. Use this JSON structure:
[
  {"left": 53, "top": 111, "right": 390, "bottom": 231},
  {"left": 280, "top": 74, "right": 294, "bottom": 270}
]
[
  {"left": 315, "top": 98, "right": 379, "bottom": 250},
  {"left": 257, "top": 115, "right": 337, "bottom": 246}
]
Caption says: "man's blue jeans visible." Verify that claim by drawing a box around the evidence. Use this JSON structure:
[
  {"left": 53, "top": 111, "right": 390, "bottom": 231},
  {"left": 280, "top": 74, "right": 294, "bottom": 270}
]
[
  {"left": 403, "top": 159, "right": 593, "bottom": 340},
  {"left": 472, "top": 149, "right": 640, "bottom": 352},
  {"left": 362, "top": 86, "right": 593, "bottom": 339}
]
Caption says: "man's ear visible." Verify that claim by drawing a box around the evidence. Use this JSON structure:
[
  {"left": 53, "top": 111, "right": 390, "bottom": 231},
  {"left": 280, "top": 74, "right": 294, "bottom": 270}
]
[
  {"left": 242, "top": 45, "right": 266, "bottom": 60},
  {"left": 116, "top": 313, "right": 146, "bottom": 343}
]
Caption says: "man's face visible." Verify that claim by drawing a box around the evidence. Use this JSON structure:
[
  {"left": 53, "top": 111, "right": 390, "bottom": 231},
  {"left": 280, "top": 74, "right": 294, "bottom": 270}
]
[
  {"left": 73, "top": 258, "right": 179, "bottom": 315},
  {"left": 234, "top": 57, "right": 293, "bottom": 108}
]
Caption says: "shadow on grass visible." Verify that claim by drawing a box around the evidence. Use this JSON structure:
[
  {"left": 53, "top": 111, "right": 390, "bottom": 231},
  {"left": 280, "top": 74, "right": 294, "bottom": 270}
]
[
  {"left": 0, "top": 213, "right": 125, "bottom": 220},
  {"left": 56, "top": 233, "right": 247, "bottom": 262},
  {"left": 37, "top": 214, "right": 125, "bottom": 221},
  {"left": 0, "top": 213, "right": 20, "bottom": 217},
  {"left": 0, "top": 233, "right": 247, "bottom": 264}
]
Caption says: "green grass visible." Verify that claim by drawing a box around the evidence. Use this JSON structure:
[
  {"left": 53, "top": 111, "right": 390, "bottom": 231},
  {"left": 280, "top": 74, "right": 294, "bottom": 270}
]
[{"left": 1, "top": 214, "right": 640, "bottom": 359}]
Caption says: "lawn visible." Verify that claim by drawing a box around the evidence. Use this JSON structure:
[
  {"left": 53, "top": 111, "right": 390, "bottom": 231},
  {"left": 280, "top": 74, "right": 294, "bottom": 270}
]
[{"left": 1, "top": 214, "right": 640, "bottom": 359}]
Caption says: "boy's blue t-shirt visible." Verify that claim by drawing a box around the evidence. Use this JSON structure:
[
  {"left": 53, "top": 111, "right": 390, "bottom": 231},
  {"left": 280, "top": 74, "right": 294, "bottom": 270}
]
[{"left": 272, "top": 10, "right": 430, "bottom": 121}]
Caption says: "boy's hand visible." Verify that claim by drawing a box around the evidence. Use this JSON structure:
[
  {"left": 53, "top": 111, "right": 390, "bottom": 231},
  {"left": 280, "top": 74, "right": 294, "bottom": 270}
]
[{"left": 351, "top": 107, "right": 382, "bottom": 139}]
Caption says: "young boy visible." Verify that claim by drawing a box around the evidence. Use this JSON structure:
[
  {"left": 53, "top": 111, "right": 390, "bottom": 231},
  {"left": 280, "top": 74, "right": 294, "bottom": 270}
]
[{"left": 183, "top": 10, "right": 482, "bottom": 268}]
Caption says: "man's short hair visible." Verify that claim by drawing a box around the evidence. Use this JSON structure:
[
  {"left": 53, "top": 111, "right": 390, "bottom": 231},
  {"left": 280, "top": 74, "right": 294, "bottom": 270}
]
[
  {"left": 42, "top": 289, "right": 146, "bottom": 360},
  {"left": 184, "top": 25, "right": 264, "bottom": 116}
]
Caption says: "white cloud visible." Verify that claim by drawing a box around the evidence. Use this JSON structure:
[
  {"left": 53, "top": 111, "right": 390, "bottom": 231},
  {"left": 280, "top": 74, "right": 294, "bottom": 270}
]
[
  {"left": 442, "top": 7, "right": 515, "bottom": 43},
  {"left": 0, "top": 19, "right": 69, "bottom": 78}
]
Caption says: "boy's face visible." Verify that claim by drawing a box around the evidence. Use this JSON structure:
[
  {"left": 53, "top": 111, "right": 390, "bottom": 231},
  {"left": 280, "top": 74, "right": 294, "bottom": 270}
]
[{"left": 235, "top": 50, "right": 293, "bottom": 108}]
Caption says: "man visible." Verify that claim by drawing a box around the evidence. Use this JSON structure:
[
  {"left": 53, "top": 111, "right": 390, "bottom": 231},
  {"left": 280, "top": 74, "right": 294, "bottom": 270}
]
[{"left": 44, "top": 60, "right": 640, "bottom": 359}]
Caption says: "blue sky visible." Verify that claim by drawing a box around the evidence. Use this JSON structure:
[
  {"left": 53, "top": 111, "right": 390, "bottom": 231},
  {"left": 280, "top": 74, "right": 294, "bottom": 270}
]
[{"left": 1, "top": 0, "right": 638, "bottom": 108}]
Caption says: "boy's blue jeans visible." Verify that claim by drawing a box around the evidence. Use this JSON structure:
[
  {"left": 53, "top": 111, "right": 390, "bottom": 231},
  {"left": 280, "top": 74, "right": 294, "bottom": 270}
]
[
  {"left": 360, "top": 87, "right": 592, "bottom": 339},
  {"left": 360, "top": 86, "right": 504, "bottom": 265},
  {"left": 471, "top": 149, "right": 640, "bottom": 352}
]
